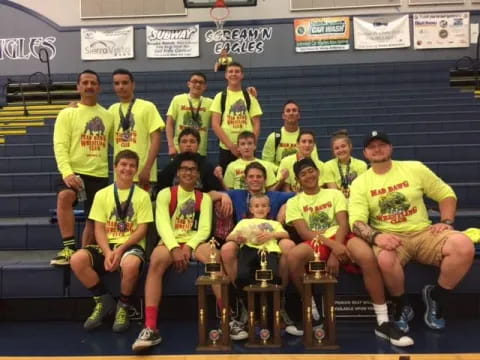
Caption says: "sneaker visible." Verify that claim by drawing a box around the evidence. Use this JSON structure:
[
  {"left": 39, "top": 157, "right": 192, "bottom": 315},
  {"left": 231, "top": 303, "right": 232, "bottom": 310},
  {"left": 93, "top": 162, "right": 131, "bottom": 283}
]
[
  {"left": 394, "top": 305, "right": 414, "bottom": 333},
  {"left": 285, "top": 320, "right": 323, "bottom": 336},
  {"left": 375, "top": 321, "right": 414, "bottom": 347},
  {"left": 83, "top": 294, "right": 115, "bottom": 331},
  {"left": 238, "top": 298, "right": 248, "bottom": 325},
  {"left": 311, "top": 297, "right": 320, "bottom": 321},
  {"left": 50, "top": 247, "right": 74, "bottom": 266},
  {"left": 229, "top": 319, "right": 248, "bottom": 340},
  {"left": 422, "top": 284, "right": 446, "bottom": 330},
  {"left": 280, "top": 308, "right": 294, "bottom": 327},
  {"left": 112, "top": 302, "right": 130, "bottom": 333},
  {"left": 132, "top": 327, "right": 162, "bottom": 352}
]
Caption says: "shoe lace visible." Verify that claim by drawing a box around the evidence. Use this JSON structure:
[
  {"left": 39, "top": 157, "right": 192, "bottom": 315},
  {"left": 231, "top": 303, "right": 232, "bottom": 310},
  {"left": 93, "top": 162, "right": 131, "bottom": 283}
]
[
  {"left": 432, "top": 299, "right": 443, "bottom": 319},
  {"left": 89, "top": 300, "right": 103, "bottom": 320},
  {"left": 115, "top": 306, "right": 127, "bottom": 324},
  {"left": 139, "top": 328, "right": 153, "bottom": 340}
]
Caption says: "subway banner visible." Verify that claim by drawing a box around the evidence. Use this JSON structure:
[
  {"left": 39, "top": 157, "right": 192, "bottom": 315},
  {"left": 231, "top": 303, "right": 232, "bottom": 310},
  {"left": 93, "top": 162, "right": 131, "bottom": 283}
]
[
  {"left": 146, "top": 25, "right": 199, "bottom": 58},
  {"left": 294, "top": 17, "right": 350, "bottom": 52},
  {"left": 353, "top": 15, "right": 410, "bottom": 50},
  {"left": 81, "top": 26, "right": 134, "bottom": 60},
  {"left": 413, "top": 12, "right": 469, "bottom": 49}
]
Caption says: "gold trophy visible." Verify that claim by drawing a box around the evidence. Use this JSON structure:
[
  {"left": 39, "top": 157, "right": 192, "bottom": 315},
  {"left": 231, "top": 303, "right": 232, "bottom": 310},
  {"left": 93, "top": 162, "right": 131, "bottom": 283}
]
[
  {"left": 308, "top": 236, "right": 326, "bottom": 279},
  {"left": 204, "top": 238, "right": 221, "bottom": 279},
  {"left": 255, "top": 246, "right": 273, "bottom": 288}
]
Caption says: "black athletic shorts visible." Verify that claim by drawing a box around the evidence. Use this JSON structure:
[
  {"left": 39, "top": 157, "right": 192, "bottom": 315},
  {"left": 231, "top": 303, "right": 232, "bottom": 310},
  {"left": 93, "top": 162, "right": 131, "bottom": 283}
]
[
  {"left": 84, "top": 244, "right": 145, "bottom": 275},
  {"left": 55, "top": 173, "right": 108, "bottom": 217}
]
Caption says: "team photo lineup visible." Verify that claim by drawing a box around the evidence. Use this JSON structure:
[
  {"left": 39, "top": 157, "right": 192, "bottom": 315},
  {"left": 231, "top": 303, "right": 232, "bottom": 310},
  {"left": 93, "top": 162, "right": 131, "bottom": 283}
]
[{"left": 51, "top": 61, "right": 475, "bottom": 352}]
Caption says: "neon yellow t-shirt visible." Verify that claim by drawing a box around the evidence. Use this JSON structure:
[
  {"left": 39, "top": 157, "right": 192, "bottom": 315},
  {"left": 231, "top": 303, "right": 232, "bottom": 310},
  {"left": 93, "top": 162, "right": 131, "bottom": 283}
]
[
  {"left": 286, "top": 189, "right": 347, "bottom": 238},
  {"left": 53, "top": 104, "right": 113, "bottom": 178},
  {"left": 349, "top": 161, "right": 457, "bottom": 233},
  {"left": 167, "top": 94, "right": 212, "bottom": 156},
  {"left": 88, "top": 184, "right": 153, "bottom": 249},
  {"left": 218, "top": 56, "right": 233, "bottom": 66},
  {"left": 210, "top": 89, "right": 262, "bottom": 150},
  {"left": 323, "top": 157, "right": 368, "bottom": 189},
  {"left": 231, "top": 218, "right": 284, "bottom": 253},
  {"left": 277, "top": 154, "right": 325, "bottom": 192},
  {"left": 156, "top": 186, "right": 213, "bottom": 251},
  {"left": 109, "top": 98, "right": 165, "bottom": 182},
  {"left": 224, "top": 158, "right": 278, "bottom": 190},
  {"left": 261, "top": 127, "right": 320, "bottom": 166}
]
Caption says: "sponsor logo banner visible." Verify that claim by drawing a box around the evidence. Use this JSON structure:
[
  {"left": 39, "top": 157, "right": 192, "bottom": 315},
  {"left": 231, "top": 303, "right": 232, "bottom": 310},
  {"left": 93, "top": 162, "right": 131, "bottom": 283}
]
[
  {"left": 354, "top": 15, "right": 410, "bottom": 50},
  {"left": 81, "top": 26, "right": 134, "bottom": 60},
  {"left": 294, "top": 17, "right": 350, "bottom": 52},
  {"left": 146, "top": 25, "right": 199, "bottom": 58},
  {"left": 205, "top": 26, "right": 273, "bottom": 54},
  {"left": 414, "top": 12, "right": 469, "bottom": 49}
]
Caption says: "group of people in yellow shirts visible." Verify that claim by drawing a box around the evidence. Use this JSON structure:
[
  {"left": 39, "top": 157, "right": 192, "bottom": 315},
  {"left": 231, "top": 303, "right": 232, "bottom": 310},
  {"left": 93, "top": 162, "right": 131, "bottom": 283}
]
[{"left": 52, "top": 63, "right": 475, "bottom": 352}]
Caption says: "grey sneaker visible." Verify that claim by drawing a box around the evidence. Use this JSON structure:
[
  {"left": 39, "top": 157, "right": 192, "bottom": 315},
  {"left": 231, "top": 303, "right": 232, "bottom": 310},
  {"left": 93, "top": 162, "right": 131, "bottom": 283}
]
[
  {"left": 132, "top": 327, "right": 162, "bottom": 352},
  {"left": 50, "top": 247, "right": 75, "bottom": 266},
  {"left": 112, "top": 301, "right": 130, "bottom": 333},
  {"left": 422, "top": 284, "right": 446, "bottom": 330},
  {"left": 394, "top": 305, "right": 414, "bottom": 333},
  {"left": 83, "top": 294, "right": 115, "bottom": 331},
  {"left": 229, "top": 319, "right": 248, "bottom": 340}
]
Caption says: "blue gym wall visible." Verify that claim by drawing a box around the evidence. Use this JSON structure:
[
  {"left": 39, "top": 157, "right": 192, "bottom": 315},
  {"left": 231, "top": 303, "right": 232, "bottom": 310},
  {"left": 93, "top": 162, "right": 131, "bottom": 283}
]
[{"left": 0, "top": 2, "right": 478, "bottom": 76}]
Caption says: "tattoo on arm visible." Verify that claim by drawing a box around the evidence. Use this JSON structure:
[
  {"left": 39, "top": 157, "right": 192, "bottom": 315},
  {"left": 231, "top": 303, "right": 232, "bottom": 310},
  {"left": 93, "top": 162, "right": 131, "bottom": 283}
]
[{"left": 352, "top": 221, "right": 379, "bottom": 245}]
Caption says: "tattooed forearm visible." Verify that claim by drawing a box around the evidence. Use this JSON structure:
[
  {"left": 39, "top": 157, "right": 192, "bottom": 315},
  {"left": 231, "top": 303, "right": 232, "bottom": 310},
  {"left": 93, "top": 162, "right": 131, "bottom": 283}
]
[{"left": 352, "top": 221, "right": 380, "bottom": 245}]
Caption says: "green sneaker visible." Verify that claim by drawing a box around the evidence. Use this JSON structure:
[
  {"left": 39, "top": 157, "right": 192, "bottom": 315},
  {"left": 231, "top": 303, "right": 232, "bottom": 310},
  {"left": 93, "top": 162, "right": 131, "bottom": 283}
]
[
  {"left": 50, "top": 247, "right": 75, "bottom": 266},
  {"left": 83, "top": 294, "right": 115, "bottom": 331},
  {"left": 112, "top": 302, "right": 130, "bottom": 333}
]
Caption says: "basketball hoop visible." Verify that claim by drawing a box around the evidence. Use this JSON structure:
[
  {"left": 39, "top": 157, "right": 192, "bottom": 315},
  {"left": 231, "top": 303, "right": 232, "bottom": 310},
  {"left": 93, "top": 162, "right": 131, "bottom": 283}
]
[{"left": 210, "top": 0, "right": 230, "bottom": 32}]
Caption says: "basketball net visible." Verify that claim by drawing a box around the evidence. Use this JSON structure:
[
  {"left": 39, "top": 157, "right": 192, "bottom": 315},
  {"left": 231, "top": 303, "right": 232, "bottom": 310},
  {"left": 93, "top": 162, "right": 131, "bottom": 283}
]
[{"left": 210, "top": 0, "right": 230, "bottom": 32}]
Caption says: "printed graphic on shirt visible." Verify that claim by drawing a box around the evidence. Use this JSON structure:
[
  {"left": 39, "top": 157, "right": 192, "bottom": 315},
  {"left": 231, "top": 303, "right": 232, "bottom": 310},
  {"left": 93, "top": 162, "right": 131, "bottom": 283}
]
[
  {"left": 106, "top": 201, "right": 135, "bottom": 237},
  {"left": 258, "top": 222, "right": 274, "bottom": 232},
  {"left": 304, "top": 201, "right": 333, "bottom": 231},
  {"left": 175, "top": 199, "right": 196, "bottom": 231},
  {"left": 115, "top": 113, "right": 137, "bottom": 147},
  {"left": 227, "top": 99, "right": 248, "bottom": 129},
  {"left": 180, "top": 106, "right": 207, "bottom": 130},
  {"left": 280, "top": 146, "right": 297, "bottom": 159},
  {"left": 371, "top": 181, "right": 417, "bottom": 224},
  {"left": 81, "top": 116, "right": 107, "bottom": 151}
]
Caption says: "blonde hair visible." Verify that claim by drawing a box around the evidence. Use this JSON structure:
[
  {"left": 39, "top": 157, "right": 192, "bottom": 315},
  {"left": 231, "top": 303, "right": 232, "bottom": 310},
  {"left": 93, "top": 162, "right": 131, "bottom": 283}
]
[
  {"left": 331, "top": 129, "right": 352, "bottom": 147},
  {"left": 249, "top": 193, "right": 270, "bottom": 207}
]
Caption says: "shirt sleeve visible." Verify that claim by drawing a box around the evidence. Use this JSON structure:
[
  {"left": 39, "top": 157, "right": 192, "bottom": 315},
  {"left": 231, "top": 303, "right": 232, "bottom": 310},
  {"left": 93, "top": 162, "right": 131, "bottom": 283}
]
[
  {"left": 186, "top": 193, "right": 213, "bottom": 250},
  {"left": 210, "top": 92, "right": 222, "bottom": 114},
  {"left": 88, "top": 189, "right": 107, "bottom": 223},
  {"left": 166, "top": 96, "right": 177, "bottom": 118},
  {"left": 147, "top": 102, "right": 165, "bottom": 133},
  {"left": 53, "top": 109, "right": 74, "bottom": 178},
  {"left": 156, "top": 188, "right": 178, "bottom": 251},
  {"left": 224, "top": 163, "right": 235, "bottom": 189},
  {"left": 418, "top": 162, "right": 457, "bottom": 202},
  {"left": 261, "top": 132, "right": 276, "bottom": 164},
  {"left": 136, "top": 190, "right": 154, "bottom": 224},
  {"left": 285, "top": 197, "right": 302, "bottom": 224},
  {"left": 249, "top": 95, "right": 263, "bottom": 118},
  {"left": 265, "top": 162, "right": 278, "bottom": 188},
  {"left": 348, "top": 176, "right": 371, "bottom": 229}
]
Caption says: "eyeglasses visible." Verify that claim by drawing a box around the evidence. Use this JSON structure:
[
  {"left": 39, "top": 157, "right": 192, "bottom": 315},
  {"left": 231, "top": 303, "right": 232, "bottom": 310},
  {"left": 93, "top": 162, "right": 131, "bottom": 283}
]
[
  {"left": 179, "top": 166, "right": 198, "bottom": 173},
  {"left": 189, "top": 80, "right": 205, "bottom": 85}
]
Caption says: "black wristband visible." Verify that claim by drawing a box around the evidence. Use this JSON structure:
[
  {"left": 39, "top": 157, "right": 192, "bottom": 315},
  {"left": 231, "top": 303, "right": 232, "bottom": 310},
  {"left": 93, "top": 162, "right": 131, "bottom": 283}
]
[{"left": 370, "top": 231, "right": 381, "bottom": 246}]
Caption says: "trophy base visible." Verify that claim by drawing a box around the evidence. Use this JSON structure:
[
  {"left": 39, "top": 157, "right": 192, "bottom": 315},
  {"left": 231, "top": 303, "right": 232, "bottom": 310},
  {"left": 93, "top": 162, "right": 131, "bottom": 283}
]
[
  {"left": 196, "top": 343, "right": 231, "bottom": 352},
  {"left": 245, "top": 340, "right": 282, "bottom": 348},
  {"left": 304, "top": 342, "right": 340, "bottom": 350}
]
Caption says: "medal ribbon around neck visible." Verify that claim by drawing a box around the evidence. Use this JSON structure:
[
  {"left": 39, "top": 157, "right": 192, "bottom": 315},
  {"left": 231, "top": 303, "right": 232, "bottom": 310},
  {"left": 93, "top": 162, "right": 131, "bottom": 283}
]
[
  {"left": 114, "top": 183, "right": 135, "bottom": 232},
  {"left": 187, "top": 96, "right": 202, "bottom": 126},
  {"left": 119, "top": 98, "right": 136, "bottom": 132},
  {"left": 337, "top": 158, "right": 351, "bottom": 190}
]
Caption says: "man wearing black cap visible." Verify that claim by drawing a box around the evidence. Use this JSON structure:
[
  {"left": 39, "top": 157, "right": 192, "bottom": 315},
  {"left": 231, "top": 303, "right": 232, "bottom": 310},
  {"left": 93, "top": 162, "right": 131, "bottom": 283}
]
[
  {"left": 286, "top": 158, "right": 413, "bottom": 347},
  {"left": 349, "top": 131, "right": 474, "bottom": 333}
]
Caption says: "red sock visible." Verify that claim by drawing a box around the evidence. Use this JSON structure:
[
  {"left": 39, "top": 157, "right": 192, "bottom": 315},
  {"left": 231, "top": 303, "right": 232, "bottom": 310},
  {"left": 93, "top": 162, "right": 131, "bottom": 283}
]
[{"left": 145, "top": 306, "right": 158, "bottom": 330}]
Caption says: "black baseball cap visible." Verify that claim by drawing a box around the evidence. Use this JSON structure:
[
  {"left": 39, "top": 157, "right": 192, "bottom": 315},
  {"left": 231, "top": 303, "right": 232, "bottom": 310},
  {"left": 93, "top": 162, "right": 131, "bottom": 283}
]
[
  {"left": 293, "top": 158, "right": 318, "bottom": 177},
  {"left": 363, "top": 131, "right": 391, "bottom": 148}
]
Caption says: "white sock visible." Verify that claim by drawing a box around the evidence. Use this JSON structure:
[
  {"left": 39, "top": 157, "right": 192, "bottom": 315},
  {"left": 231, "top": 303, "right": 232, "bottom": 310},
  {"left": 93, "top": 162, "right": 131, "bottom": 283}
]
[{"left": 372, "top": 303, "right": 389, "bottom": 326}]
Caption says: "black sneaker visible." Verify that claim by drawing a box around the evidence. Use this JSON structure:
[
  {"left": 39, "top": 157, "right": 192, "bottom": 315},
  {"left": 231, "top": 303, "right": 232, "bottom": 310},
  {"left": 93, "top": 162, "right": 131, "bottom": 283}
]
[
  {"left": 375, "top": 321, "right": 414, "bottom": 347},
  {"left": 132, "top": 327, "right": 162, "bottom": 352}
]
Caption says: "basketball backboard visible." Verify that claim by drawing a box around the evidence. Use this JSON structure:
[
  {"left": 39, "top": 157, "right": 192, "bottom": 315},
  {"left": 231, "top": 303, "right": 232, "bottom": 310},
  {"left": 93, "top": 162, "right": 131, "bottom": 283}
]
[{"left": 183, "top": 0, "right": 257, "bottom": 8}]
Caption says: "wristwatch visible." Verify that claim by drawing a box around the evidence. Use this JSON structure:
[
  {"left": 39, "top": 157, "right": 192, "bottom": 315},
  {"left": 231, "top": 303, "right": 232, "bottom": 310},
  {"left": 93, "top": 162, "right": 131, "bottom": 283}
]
[{"left": 440, "top": 219, "right": 454, "bottom": 226}]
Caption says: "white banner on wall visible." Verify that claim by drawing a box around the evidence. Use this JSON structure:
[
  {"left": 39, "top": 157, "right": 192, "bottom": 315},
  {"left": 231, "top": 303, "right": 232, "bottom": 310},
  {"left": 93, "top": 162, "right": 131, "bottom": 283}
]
[
  {"left": 413, "top": 12, "right": 469, "bottom": 49},
  {"left": 146, "top": 25, "right": 199, "bottom": 58},
  {"left": 354, "top": 15, "right": 410, "bottom": 50},
  {"left": 81, "top": 26, "right": 134, "bottom": 60},
  {"left": 204, "top": 26, "right": 273, "bottom": 54}
]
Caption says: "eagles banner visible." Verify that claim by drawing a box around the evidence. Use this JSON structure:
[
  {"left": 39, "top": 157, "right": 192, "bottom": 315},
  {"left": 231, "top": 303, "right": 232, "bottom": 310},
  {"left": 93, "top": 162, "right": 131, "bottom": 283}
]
[
  {"left": 354, "top": 15, "right": 410, "bottom": 50},
  {"left": 81, "top": 26, "right": 134, "bottom": 60}
]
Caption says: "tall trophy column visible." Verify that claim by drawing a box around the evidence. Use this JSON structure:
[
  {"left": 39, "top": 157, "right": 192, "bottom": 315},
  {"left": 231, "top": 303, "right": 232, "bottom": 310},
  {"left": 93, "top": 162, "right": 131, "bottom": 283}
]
[
  {"left": 303, "top": 236, "right": 339, "bottom": 350},
  {"left": 244, "top": 246, "right": 282, "bottom": 348},
  {"left": 196, "top": 238, "right": 231, "bottom": 351}
]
